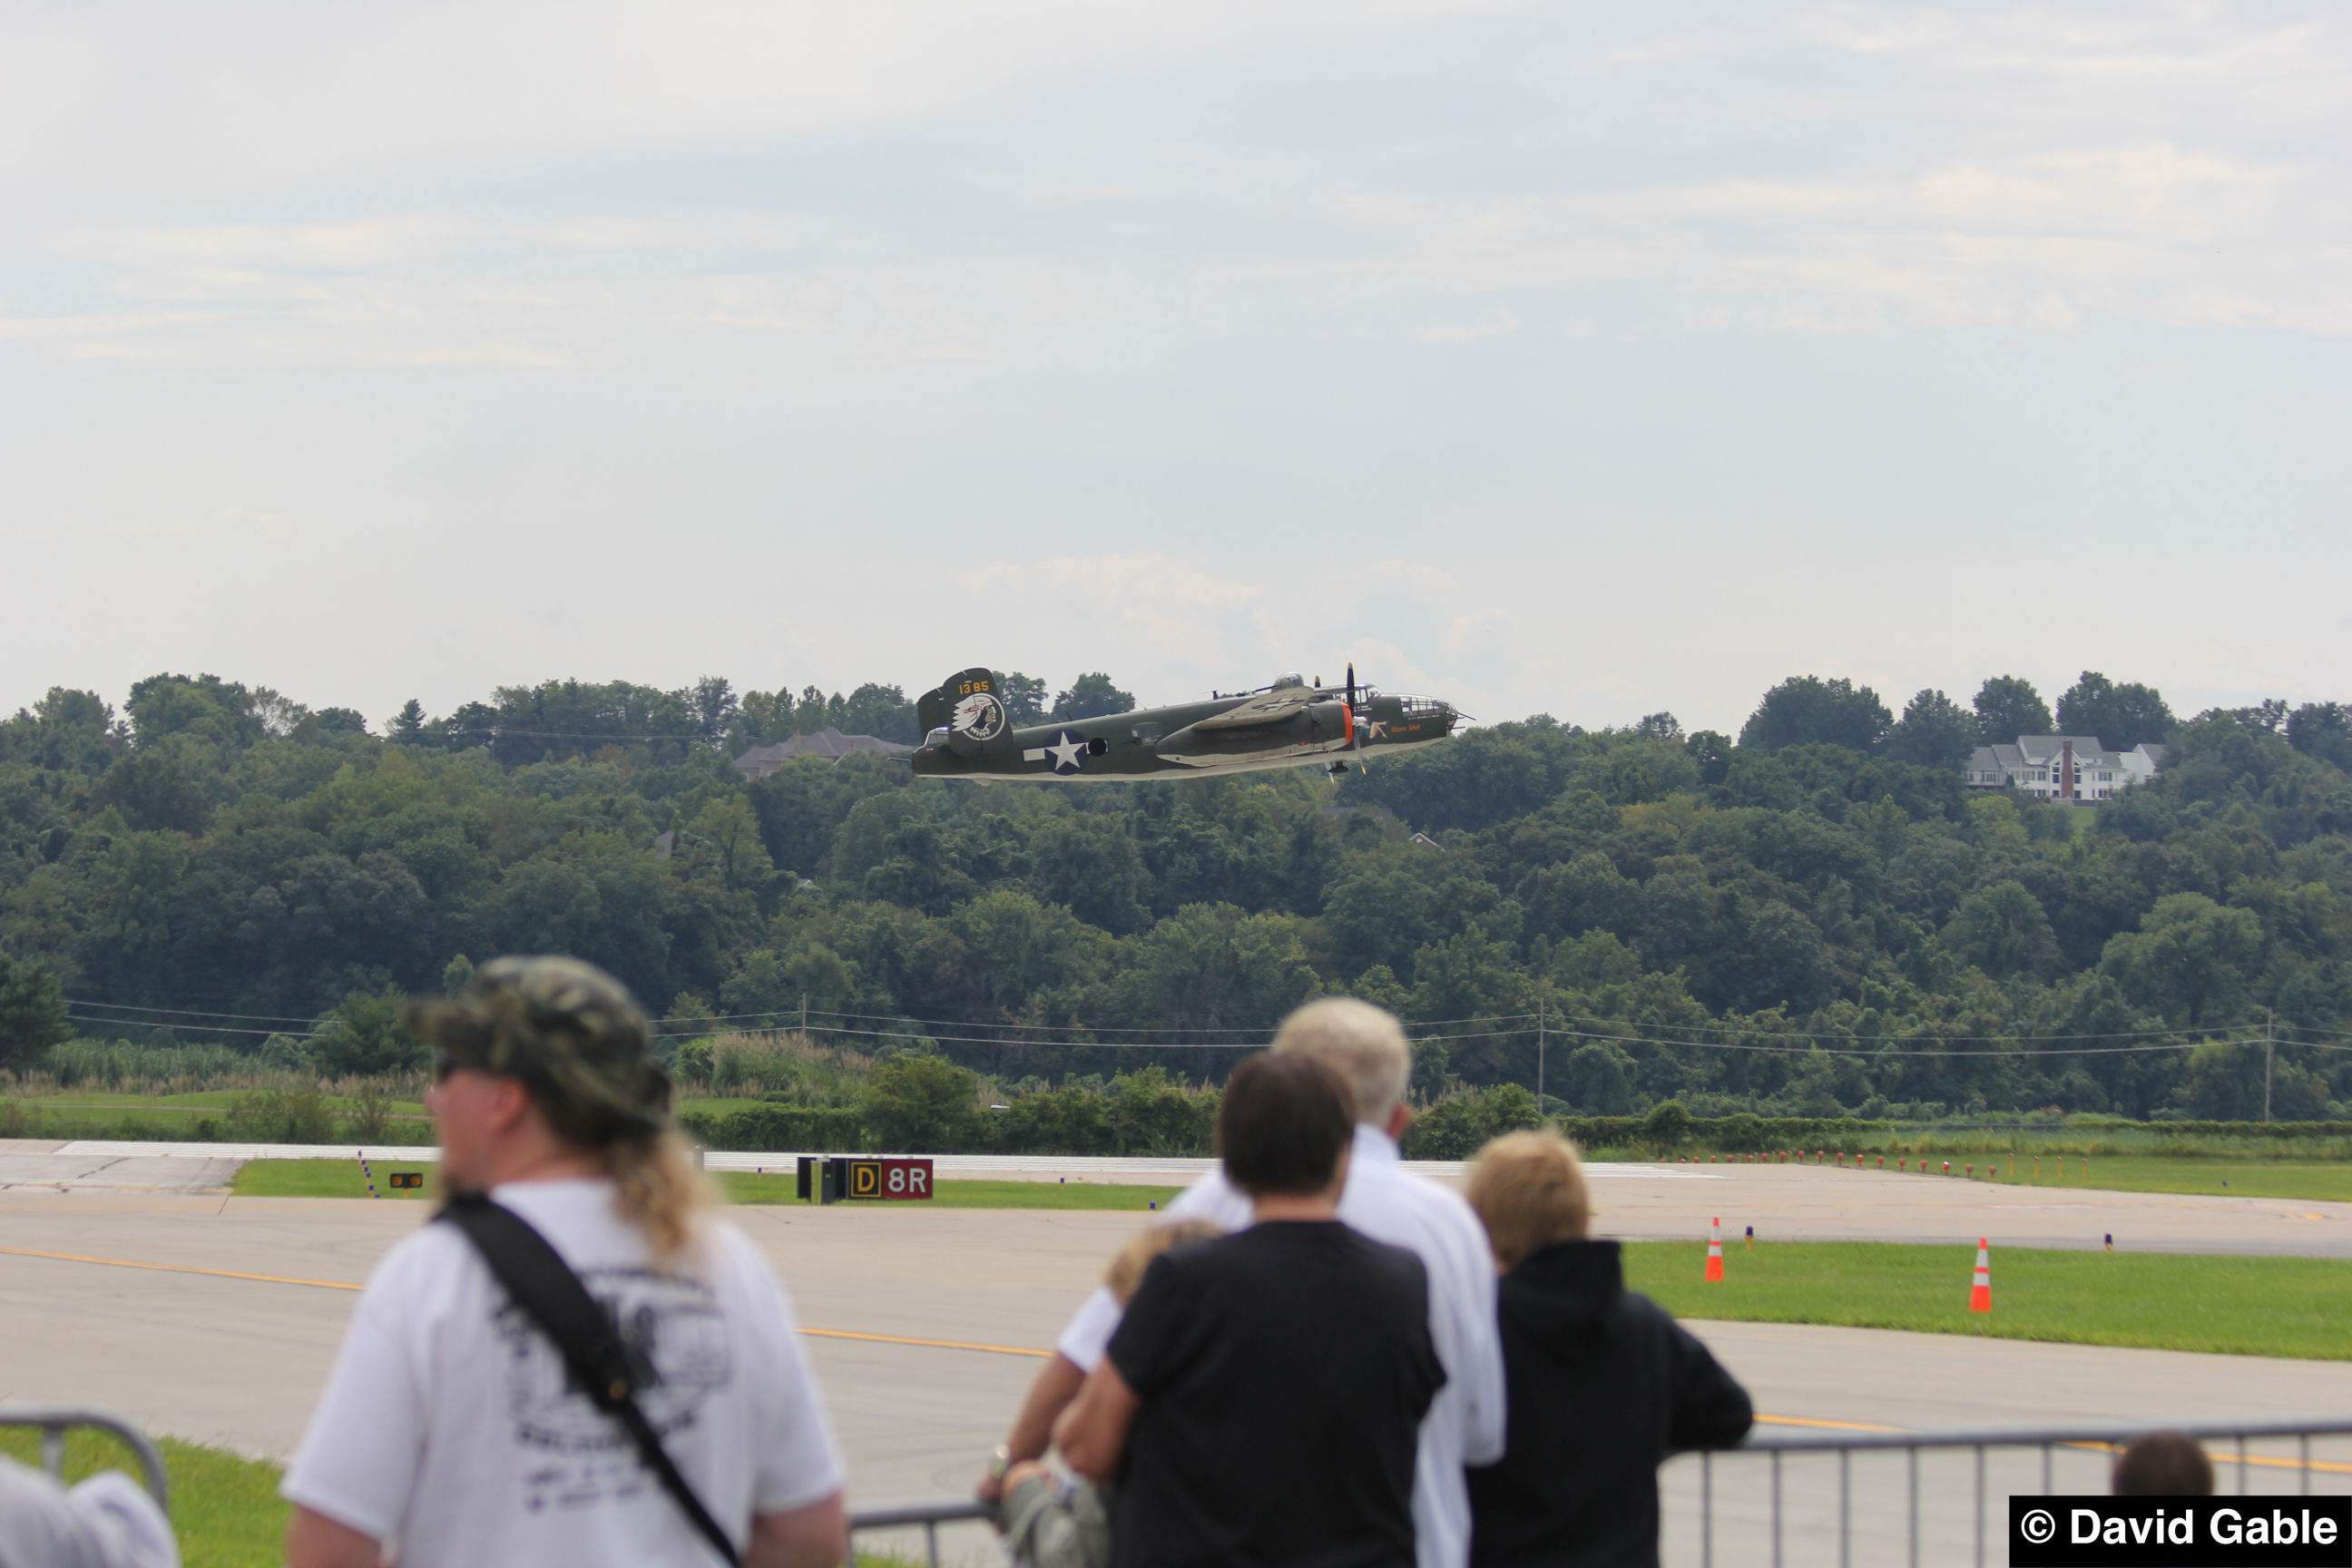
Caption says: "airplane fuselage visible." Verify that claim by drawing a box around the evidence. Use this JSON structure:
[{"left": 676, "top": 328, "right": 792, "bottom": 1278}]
[{"left": 910, "top": 678, "right": 1462, "bottom": 782}]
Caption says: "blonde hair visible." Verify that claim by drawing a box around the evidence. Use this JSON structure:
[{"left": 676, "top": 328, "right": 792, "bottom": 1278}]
[
  {"left": 1465, "top": 1130, "right": 1591, "bottom": 1269},
  {"left": 609, "top": 1128, "right": 716, "bottom": 1267},
  {"left": 1104, "top": 1219, "right": 1224, "bottom": 1304},
  {"left": 1272, "top": 997, "right": 1410, "bottom": 1124}
]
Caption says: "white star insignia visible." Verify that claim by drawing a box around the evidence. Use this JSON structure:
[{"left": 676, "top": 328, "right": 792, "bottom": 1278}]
[{"left": 1044, "top": 730, "right": 1089, "bottom": 773}]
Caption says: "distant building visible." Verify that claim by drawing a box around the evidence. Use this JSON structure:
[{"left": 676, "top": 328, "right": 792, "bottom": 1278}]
[
  {"left": 1963, "top": 735, "right": 2166, "bottom": 805},
  {"left": 733, "top": 728, "right": 914, "bottom": 779}
]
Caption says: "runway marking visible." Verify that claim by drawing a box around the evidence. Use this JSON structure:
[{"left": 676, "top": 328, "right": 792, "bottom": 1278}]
[
  {"left": 0, "top": 1245, "right": 362, "bottom": 1291},
  {"left": 1755, "top": 1414, "right": 1901, "bottom": 1433},
  {"left": 0, "top": 1246, "right": 1057, "bottom": 1358},
  {"left": 15, "top": 1242, "right": 2352, "bottom": 1472},
  {"left": 0, "top": 1183, "right": 233, "bottom": 1196}
]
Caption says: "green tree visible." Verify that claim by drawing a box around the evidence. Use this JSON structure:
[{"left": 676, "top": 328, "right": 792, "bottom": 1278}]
[
  {"left": 390, "top": 700, "right": 427, "bottom": 743},
  {"left": 683, "top": 793, "right": 774, "bottom": 895},
  {"left": 718, "top": 952, "right": 796, "bottom": 1021},
  {"left": 1562, "top": 1041, "right": 1635, "bottom": 1113},
  {"left": 0, "top": 950, "right": 73, "bottom": 1070},
  {"left": 1971, "top": 675, "right": 2052, "bottom": 744},
  {"left": 125, "top": 672, "right": 264, "bottom": 750},
  {"left": 312, "top": 990, "right": 425, "bottom": 1077},
  {"left": 1325, "top": 867, "right": 1435, "bottom": 978},
  {"left": 1642, "top": 1099, "right": 1691, "bottom": 1152},
  {"left": 2285, "top": 702, "right": 2352, "bottom": 769},
  {"left": 1052, "top": 673, "right": 1135, "bottom": 721},
  {"left": 90, "top": 751, "right": 213, "bottom": 834},
  {"left": 1739, "top": 676, "right": 1892, "bottom": 754},
  {"left": 1887, "top": 689, "right": 1978, "bottom": 769},
  {"left": 861, "top": 1054, "right": 979, "bottom": 1151},
  {"left": 1000, "top": 674, "right": 1050, "bottom": 726},
  {"left": 1940, "top": 880, "right": 2060, "bottom": 979},
  {"left": 2056, "top": 672, "right": 2175, "bottom": 750},
  {"left": 2098, "top": 893, "right": 2262, "bottom": 1026}
]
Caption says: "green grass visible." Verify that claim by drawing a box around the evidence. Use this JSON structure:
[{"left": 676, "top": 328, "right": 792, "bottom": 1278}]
[
  {"left": 232, "top": 1158, "right": 436, "bottom": 1198},
  {"left": 0, "top": 1426, "right": 937, "bottom": 1566},
  {"left": 1987, "top": 1154, "right": 2352, "bottom": 1202},
  {"left": 1672, "top": 1152, "right": 2352, "bottom": 1202},
  {"left": 0, "top": 1426, "right": 287, "bottom": 1568},
  {"left": 233, "top": 1159, "right": 1182, "bottom": 1211},
  {"left": 1627, "top": 1240, "right": 2352, "bottom": 1360}
]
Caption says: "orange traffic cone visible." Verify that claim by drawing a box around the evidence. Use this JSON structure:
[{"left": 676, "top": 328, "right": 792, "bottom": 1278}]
[
  {"left": 1968, "top": 1238, "right": 1992, "bottom": 1313},
  {"left": 1704, "top": 1217, "right": 1725, "bottom": 1282}
]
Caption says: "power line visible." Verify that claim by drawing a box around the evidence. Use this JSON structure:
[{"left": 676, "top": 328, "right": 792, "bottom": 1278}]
[{"left": 66, "top": 999, "right": 321, "bottom": 1025}]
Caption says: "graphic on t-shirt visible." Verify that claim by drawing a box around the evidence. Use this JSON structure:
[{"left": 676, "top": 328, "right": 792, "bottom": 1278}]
[{"left": 495, "top": 1266, "right": 732, "bottom": 1459}]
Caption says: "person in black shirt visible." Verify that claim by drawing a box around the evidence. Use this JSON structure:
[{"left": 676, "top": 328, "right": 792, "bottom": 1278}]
[
  {"left": 1057, "top": 1053, "right": 1446, "bottom": 1568},
  {"left": 1464, "top": 1132, "right": 1752, "bottom": 1568}
]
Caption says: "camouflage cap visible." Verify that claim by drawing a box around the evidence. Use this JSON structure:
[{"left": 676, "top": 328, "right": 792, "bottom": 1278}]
[{"left": 404, "top": 956, "right": 672, "bottom": 1147}]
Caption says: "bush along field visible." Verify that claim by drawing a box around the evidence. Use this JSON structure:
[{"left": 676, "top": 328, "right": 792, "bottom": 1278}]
[{"left": 2, "top": 670, "right": 2348, "bottom": 1144}]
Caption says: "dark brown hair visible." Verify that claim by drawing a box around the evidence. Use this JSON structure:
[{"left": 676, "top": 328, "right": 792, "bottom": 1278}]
[
  {"left": 1217, "top": 1053, "right": 1355, "bottom": 1197},
  {"left": 2112, "top": 1432, "right": 2212, "bottom": 1496}
]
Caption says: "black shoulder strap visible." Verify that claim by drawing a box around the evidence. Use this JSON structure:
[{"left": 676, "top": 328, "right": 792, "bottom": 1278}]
[{"left": 438, "top": 1192, "right": 740, "bottom": 1565}]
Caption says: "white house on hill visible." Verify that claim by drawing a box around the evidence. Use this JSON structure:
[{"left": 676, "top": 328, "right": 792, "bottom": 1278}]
[{"left": 1963, "top": 736, "right": 2166, "bottom": 805}]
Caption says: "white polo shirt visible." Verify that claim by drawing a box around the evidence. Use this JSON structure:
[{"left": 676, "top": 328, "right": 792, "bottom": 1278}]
[{"left": 1056, "top": 1124, "right": 1505, "bottom": 1568}]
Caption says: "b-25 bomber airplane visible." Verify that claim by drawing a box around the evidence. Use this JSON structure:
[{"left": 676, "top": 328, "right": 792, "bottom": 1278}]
[{"left": 910, "top": 665, "right": 1464, "bottom": 782}]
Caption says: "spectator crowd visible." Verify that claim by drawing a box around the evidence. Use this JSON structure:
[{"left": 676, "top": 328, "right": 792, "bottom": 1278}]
[{"left": 10, "top": 965, "right": 1761, "bottom": 1568}]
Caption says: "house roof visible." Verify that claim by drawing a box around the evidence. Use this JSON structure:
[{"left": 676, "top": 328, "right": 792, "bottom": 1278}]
[{"left": 733, "top": 728, "right": 914, "bottom": 778}]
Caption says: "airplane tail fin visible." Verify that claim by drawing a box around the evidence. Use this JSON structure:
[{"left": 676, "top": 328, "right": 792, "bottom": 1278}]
[{"left": 917, "top": 668, "right": 1017, "bottom": 758}]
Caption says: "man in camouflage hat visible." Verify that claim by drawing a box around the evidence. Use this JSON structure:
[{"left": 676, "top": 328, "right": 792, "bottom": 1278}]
[{"left": 282, "top": 956, "right": 848, "bottom": 1568}]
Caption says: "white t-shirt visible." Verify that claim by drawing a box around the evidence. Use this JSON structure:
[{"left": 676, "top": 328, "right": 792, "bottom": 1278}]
[
  {"left": 282, "top": 1180, "right": 842, "bottom": 1567},
  {"left": 1055, "top": 1124, "right": 1505, "bottom": 1568}
]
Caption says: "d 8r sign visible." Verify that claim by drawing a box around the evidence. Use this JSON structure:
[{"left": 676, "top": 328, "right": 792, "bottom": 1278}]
[{"left": 844, "top": 1157, "right": 934, "bottom": 1200}]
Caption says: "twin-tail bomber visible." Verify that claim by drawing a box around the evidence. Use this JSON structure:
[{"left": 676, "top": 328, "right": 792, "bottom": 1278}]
[{"left": 910, "top": 665, "right": 1464, "bottom": 782}]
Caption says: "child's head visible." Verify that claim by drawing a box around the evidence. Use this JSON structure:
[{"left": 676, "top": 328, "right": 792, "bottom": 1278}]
[
  {"left": 1105, "top": 1219, "right": 1225, "bottom": 1304},
  {"left": 1465, "top": 1130, "right": 1592, "bottom": 1269},
  {"left": 2112, "top": 1432, "right": 2212, "bottom": 1496}
]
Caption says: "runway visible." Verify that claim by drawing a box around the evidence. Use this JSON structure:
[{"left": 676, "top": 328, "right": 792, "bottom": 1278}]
[
  {"left": 5, "top": 1163, "right": 2350, "bottom": 1563},
  {"left": 23, "top": 1142, "right": 2352, "bottom": 1257}
]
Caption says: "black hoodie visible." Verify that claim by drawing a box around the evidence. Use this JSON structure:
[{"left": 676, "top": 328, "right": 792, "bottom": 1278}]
[{"left": 1465, "top": 1239, "right": 1753, "bottom": 1568}]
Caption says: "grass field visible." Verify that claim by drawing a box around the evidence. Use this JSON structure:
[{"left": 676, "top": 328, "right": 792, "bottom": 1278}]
[
  {"left": 1986, "top": 1155, "right": 2352, "bottom": 1202},
  {"left": 1663, "top": 1151, "right": 2352, "bottom": 1202},
  {"left": 0, "top": 1425, "right": 287, "bottom": 1568},
  {"left": 1626, "top": 1240, "right": 2352, "bottom": 1360},
  {"left": 0, "top": 1424, "right": 923, "bottom": 1566},
  {"left": 232, "top": 1159, "right": 1181, "bottom": 1210}
]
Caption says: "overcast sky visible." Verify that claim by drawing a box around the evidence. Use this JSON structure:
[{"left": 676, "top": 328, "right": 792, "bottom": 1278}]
[{"left": 4, "top": 2, "right": 2347, "bottom": 736}]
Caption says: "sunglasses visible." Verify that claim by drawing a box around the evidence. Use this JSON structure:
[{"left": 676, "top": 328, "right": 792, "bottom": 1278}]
[{"left": 432, "top": 1049, "right": 472, "bottom": 1083}]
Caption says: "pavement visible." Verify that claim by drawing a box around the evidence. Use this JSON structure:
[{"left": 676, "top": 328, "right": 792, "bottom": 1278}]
[{"left": 6, "top": 1161, "right": 2352, "bottom": 1564}]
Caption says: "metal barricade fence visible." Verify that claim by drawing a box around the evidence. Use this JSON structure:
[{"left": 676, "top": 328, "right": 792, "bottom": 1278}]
[
  {"left": 845, "top": 1418, "right": 2352, "bottom": 1568},
  {"left": 847, "top": 1498, "right": 990, "bottom": 1567},
  {"left": 1674, "top": 1417, "right": 2352, "bottom": 1568},
  {"left": 0, "top": 1402, "right": 172, "bottom": 1510}
]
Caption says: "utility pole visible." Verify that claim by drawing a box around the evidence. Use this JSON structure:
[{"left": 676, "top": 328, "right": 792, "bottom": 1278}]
[
  {"left": 1535, "top": 996, "right": 1547, "bottom": 1120},
  {"left": 2263, "top": 1009, "right": 2274, "bottom": 1124}
]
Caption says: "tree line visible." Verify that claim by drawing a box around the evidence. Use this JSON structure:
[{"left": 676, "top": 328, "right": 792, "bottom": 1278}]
[{"left": 2, "top": 665, "right": 2348, "bottom": 1124}]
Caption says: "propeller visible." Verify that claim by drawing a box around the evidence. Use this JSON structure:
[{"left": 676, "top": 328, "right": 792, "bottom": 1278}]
[{"left": 1347, "top": 662, "right": 1368, "bottom": 774}]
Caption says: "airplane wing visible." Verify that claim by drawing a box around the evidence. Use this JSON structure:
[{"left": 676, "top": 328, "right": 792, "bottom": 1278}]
[{"left": 1190, "top": 690, "right": 1320, "bottom": 731}]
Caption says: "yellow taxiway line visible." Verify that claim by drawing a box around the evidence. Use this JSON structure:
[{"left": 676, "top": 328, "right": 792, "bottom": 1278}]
[{"left": 7, "top": 1241, "right": 2350, "bottom": 1474}]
